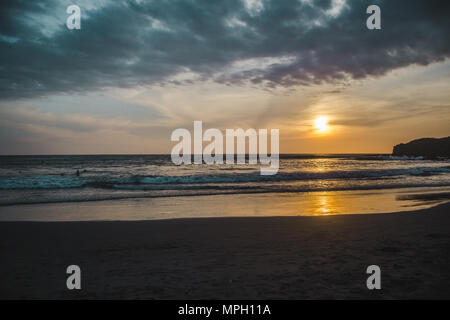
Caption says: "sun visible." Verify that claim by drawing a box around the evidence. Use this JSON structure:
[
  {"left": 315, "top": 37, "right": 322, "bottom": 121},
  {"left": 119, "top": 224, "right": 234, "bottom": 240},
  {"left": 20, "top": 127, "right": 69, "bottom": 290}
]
[{"left": 314, "top": 117, "right": 329, "bottom": 133}]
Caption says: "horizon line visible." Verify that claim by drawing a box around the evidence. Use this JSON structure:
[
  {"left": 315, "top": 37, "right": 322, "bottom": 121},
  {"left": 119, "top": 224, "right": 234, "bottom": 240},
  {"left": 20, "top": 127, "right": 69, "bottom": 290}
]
[{"left": 0, "top": 152, "right": 392, "bottom": 157}]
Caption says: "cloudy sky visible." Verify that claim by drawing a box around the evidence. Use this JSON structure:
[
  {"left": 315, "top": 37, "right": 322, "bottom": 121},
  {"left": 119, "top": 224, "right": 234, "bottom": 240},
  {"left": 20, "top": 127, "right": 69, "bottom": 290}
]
[{"left": 0, "top": 0, "right": 449, "bottom": 154}]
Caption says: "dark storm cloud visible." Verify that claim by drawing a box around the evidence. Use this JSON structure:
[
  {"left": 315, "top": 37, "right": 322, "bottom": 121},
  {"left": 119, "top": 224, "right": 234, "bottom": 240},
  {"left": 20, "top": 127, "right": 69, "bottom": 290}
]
[{"left": 0, "top": 0, "right": 449, "bottom": 99}]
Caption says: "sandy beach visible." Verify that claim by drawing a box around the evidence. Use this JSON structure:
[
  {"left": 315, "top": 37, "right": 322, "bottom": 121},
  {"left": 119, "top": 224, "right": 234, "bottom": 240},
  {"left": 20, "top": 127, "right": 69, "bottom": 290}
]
[{"left": 1, "top": 201, "right": 449, "bottom": 299}]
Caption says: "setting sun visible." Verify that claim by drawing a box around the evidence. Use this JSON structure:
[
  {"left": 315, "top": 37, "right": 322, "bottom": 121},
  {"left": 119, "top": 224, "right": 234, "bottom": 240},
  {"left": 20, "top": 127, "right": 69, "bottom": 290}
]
[{"left": 314, "top": 117, "right": 329, "bottom": 133}]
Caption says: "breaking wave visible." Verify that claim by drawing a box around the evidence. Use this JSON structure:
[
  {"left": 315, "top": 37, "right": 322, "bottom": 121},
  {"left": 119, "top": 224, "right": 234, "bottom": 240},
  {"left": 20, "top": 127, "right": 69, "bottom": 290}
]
[{"left": 1, "top": 166, "right": 449, "bottom": 190}]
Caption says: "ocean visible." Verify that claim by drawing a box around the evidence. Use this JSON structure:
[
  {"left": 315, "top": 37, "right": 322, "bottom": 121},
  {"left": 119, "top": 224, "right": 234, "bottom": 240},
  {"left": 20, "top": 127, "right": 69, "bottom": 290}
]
[{"left": 0, "top": 154, "right": 449, "bottom": 220}]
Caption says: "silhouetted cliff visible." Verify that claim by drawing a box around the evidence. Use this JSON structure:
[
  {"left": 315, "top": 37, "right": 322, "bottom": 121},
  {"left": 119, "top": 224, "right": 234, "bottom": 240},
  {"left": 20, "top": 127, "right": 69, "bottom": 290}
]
[{"left": 392, "top": 137, "right": 450, "bottom": 159}]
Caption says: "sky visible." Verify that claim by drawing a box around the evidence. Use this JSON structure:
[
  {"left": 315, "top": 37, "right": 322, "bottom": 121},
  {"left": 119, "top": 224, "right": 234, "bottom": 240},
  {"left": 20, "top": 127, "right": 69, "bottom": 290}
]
[{"left": 0, "top": 0, "right": 449, "bottom": 154}]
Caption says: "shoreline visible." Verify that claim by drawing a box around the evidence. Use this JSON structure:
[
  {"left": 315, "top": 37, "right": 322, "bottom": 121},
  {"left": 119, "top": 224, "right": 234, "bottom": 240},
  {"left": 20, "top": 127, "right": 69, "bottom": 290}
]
[
  {"left": 1, "top": 202, "right": 449, "bottom": 299},
  {"left": 1, "top": 186, "right": 449, "bottom": 222},
  {"left": 1, "top": 199, "right": 449, "bottom": 223}
]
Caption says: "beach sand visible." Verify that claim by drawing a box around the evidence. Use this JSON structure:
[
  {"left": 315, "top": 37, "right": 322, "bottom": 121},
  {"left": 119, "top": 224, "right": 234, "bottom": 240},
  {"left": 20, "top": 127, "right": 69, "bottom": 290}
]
[{"left": 1, "top": 202, "right": 449, "bottom": 299}]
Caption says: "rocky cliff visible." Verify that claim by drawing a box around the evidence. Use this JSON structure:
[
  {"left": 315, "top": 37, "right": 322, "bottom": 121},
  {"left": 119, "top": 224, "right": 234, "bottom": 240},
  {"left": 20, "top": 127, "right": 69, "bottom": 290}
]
[{"left": 392, "top": 136, "right": 450, "bottom": 159}]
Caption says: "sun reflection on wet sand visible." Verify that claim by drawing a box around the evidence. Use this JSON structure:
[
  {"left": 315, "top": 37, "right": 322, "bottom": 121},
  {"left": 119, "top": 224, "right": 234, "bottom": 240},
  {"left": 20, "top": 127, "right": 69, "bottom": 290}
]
[
  {"left": 307, "top": 192, "right": 351, "bottom": 216},
  {"left": 313, "top": 195, "right": 333, "bottom": 215}
]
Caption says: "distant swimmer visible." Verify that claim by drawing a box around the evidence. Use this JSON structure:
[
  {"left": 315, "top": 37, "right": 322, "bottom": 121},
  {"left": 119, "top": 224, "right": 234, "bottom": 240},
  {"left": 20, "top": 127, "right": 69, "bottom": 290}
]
[{"left": 76, "top": 169, "right": 80, "bottom": 176}]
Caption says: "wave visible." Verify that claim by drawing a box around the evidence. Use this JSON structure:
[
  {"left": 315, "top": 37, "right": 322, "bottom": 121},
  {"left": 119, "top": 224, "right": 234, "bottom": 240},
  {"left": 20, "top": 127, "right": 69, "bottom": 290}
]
[
  {"left": 2, "top": 183, "right": 450, "bottom": 206},
  {"left": 376, "top": 155, "right": 425, "bottom": 160},
  {"left": 0, "top": 165, "right": 449, "bottom": 190},
  {"left": 0, "top": 176, "right": 85, "bottom": 189}
]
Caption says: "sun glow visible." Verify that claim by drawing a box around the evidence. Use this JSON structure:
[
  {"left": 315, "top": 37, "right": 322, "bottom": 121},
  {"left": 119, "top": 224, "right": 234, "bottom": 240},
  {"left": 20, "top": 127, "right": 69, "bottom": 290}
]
[{"left": 314, "top": 116, "right": 329, "bottom": 133}]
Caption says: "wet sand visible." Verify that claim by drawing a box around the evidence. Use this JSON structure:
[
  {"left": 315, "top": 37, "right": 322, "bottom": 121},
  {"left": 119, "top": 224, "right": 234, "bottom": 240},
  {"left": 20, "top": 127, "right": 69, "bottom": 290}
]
[{"left": 1, "top": 202, "right": 449, "bottom": 299}]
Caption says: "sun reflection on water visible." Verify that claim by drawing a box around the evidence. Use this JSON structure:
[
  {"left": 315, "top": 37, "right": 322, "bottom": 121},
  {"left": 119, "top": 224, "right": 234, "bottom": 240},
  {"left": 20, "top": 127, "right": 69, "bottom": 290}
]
[{"left": 311, "top": 193, "right": 341, "bottom": 216}]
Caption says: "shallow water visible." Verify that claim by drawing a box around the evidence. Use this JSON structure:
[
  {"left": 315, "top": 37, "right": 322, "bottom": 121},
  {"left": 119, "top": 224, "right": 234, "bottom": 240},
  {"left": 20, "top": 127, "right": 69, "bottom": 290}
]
[{"left": 0, "top": 186, "right": 448, "bottom": 221}]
